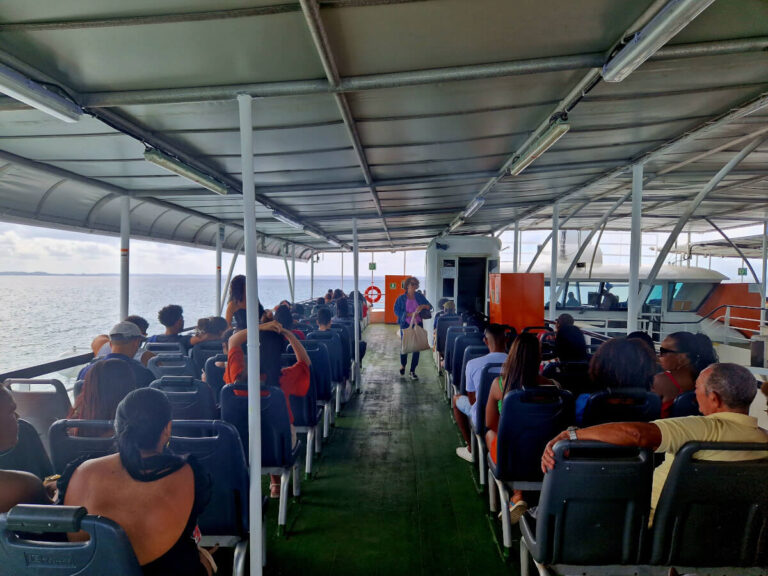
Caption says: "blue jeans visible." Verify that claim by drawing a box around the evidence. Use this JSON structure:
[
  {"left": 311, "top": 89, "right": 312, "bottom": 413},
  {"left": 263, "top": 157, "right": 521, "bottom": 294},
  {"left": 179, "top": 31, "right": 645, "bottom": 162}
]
[{"left": 400, "top": 327, "right": 420, "bottom": 372}]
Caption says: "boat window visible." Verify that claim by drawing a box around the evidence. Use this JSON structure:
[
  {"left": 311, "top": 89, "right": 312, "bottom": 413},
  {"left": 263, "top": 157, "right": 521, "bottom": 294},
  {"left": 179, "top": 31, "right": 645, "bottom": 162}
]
[
  {"left": 645, "top": 284, "right": 663, "bottom": 308},
  {"left": 562, "top": 282, "right": 602, "bottom": 308},
  {"left": 668, "top": 282, "right": 714, "bottom": 312}
]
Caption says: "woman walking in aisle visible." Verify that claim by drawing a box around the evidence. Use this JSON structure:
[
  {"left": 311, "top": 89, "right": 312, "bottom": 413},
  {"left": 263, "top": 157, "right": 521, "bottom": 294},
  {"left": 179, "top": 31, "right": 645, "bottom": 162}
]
[{"left": 394, "top": 276, "right": 432, "bottom": 380}]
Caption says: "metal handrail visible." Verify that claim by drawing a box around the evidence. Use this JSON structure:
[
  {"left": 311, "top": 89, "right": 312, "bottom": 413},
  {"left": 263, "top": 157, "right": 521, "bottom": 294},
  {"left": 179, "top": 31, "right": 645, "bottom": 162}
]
[
  {"left": 659, "top": 303, "right": 767, "bottom": 326},
  {"left": 0, "top": 352, "right": 94, "bottom": 381}
]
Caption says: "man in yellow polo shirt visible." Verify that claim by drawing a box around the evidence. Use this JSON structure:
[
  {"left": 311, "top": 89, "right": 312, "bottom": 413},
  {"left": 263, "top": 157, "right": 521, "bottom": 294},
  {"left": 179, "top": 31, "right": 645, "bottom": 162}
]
[{"left": 542, "top": 362, "right": 768, "bottom": 518}]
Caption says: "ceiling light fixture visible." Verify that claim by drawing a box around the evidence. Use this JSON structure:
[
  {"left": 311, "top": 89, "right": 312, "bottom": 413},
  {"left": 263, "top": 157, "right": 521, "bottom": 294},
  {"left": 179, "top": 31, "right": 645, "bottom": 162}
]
[
  {"left": 327, "top": 238, "right": 341, "bottom": 248},
  {"left": 509, "top": 120, "right": 570, "bottom": 176},
  {"left": 463, "top": 197, "right": 486, "bottom": 219},
  {"left": 601, "top": 0, "right": 716, "bottom": 83},
  {"left": 144, "top": 148, "right": 228, "bottom": 195},
  {"left": 0, "top": 62, "right": 82, "bottom": 123},
  {"left": 271, "top": 211, "right": 304, "bottom": 230},
  {"left": 304, "top": 229, "right": 324, "bottom": 240}
]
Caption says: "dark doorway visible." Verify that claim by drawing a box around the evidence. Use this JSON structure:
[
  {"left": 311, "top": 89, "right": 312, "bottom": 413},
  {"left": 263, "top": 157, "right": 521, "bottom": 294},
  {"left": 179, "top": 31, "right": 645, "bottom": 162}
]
[{"left": 457, "top": 257, "right": 486, "bottom": 314}]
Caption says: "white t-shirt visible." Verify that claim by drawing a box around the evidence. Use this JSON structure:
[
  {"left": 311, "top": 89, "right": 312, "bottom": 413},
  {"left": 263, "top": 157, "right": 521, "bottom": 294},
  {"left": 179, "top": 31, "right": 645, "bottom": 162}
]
[{"left": 465, "top": 352, "right": 507, "bottom": 426}]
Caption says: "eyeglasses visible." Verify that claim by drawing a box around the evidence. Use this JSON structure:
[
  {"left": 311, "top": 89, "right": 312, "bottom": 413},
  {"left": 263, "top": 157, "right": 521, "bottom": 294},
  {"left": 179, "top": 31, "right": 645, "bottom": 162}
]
[{"left": 659, "top": 347, "right": 682, "bottom": 356}]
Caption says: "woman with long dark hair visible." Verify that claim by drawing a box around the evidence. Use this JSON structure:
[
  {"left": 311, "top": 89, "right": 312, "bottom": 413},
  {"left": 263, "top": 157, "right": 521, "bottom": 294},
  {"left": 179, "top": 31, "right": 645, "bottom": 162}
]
[
  {"left": 70, "top": 359, "right": 136, "bottom": 425},
  {"left": 653, "top": 331, "right": 717, "bottom": 418},
  {"left": 225, "top": 274, "right": 247, "bottom": 328},
  {"left": 60, "top": 388, "right": 214, "bottom": 575}
]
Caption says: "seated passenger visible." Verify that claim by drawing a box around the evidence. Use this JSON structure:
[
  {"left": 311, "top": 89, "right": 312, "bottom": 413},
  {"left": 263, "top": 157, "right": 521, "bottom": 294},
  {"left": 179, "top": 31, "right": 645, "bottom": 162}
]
[
  {"left": 316, "top": 306, "right": 333, "bottom": 332},
  {"left": 452, "top": 324, "right": 508, "bottom": 462},
  {"left": 565, "top": 291, "right": 579, "bottom": 307},
  {"left": 574, "top": 337, "right": 658, "bottom": 424},
  {"left": 60, "top": 388, "right": 214, "bottom": 575},
  {"left": 541, "top": 324, "right": 590, "bottom": 393},
  {"left": 147, "top": 305, "right": 193, "bottom": 351},
  {"left": 275, "top": 304, "right": 305, "bottom": 340},
  {"left": 79, "top": 322, "right": 155, "bottom": 389},
  {"left": 543, "top": 363, "right": 768, "bottom": 522},
  {"left": 598, "top": 284, "right": 619, "bottom": 310},
  {"left": 0, "top": 386, "right": 52, "bottom": 512},
  {"left": 227, "top": 319, "right": 311, "bottom": 498},
  {"left": 225, "top": 275, "right": 246, "bottom": 328},
  {"left": 653, "top": 331, "right": 717, "bottom": 418},
  {"left": 485, "top": 333, "right": 553, "bottom": 521},
  {"left": 333, "top": 288, "right": 345, "bottom": 301},
  {"left": 194, "top": 316, "right": 228, "bottom": 343},
  {"left": 70, "top": 359, "right": 136, "bottom": 430},
  {"left": 627, "top": 330, "right": 655, "bottom": 353},
  {"left": 92, "top": 315, "right": 154, "bottom": 367},
  {"left": 554, "top": 313, "right": 574, "bottom": 331}
]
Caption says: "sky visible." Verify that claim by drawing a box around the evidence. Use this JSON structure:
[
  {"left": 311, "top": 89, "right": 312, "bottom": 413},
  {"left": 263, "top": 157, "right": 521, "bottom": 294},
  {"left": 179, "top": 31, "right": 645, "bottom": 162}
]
[{"left": 0, "top": 220, "right": 764, "bottom": 282}]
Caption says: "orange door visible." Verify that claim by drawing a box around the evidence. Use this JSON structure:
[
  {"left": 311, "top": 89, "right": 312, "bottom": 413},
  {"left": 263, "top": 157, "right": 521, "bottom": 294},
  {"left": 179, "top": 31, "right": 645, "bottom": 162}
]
[{"left": 384, "top": 275, "right": 409, "bottom": 324}]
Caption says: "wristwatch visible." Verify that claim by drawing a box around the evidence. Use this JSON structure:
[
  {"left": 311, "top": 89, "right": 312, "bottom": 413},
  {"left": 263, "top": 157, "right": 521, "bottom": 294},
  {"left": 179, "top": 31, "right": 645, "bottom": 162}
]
[{"left": 566, "top": 426, "right": 578, "bottom": 441}]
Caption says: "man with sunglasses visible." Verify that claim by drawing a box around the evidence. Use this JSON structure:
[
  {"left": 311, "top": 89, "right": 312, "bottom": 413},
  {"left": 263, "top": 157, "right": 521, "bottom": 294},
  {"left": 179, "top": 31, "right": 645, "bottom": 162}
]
[
  {"left": 542, "top": 362, "right": 768, "bottom": 520},
  {"left": 453, "top": 324, "right": 508, "bottom": 462}
]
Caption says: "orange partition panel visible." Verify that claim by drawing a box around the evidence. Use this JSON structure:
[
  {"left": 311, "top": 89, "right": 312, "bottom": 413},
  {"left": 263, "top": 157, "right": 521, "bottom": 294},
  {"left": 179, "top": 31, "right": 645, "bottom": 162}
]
[
  {"left": 384, "top": 275, "right": 409, "bottom": 324},
  {"left": 698, "top": 283, "right": 764, "bottom": 337},
  {"left": 489, "top": 273, "right": 544, "bottom": 333}
]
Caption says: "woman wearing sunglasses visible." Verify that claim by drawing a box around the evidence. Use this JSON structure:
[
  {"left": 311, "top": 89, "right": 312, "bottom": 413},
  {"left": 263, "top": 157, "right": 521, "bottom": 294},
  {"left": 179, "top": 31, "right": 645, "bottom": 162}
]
[{"left": 653, "top": 331, "right": 718, "bottom": 418}]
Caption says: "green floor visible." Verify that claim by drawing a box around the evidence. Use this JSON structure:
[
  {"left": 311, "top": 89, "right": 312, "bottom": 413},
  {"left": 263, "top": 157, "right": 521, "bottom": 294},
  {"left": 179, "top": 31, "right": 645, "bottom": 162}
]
[{"left": 263, "top": 324, "right": 513, "bottom": 576}]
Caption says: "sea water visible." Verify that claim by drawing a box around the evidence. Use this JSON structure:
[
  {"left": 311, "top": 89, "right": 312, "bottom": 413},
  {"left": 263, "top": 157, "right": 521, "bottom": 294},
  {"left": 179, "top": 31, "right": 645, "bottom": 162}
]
[{"left": 0, "top": 274, "right": 394, "bottom": 372}]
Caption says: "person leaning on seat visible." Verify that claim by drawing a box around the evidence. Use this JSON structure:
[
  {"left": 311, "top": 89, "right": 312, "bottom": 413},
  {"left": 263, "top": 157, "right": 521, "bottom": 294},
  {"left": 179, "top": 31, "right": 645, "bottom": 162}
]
[{"left": 542, "top": 362, "right": 768, "bottom": 522}]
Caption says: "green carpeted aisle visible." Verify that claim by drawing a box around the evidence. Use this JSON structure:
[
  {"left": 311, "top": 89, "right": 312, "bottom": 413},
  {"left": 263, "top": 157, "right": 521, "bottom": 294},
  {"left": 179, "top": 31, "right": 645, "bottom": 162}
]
[{"left": 263, "top": 323, "right": 511, "bottom": 575}]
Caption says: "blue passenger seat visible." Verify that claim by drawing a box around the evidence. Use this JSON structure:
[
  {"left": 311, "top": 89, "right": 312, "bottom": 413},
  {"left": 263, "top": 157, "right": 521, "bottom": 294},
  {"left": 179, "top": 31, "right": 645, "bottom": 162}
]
[
  {"left": 189, "top": 340, "right": 224, "bottom": 376},
  {"left": 469, "top": 363, "right": 503, "bottom": 487},
  {"left": 281, "top": 352, "right": 322, "bottom": 477},
  {"left": 48, "top": 420, "right": 115, "bottom": 474},
  {"left": 669, "top": 389, "right": 700, "bottom": 417},
  {"left": 4, "top": 379, "right": 71, "bottom": 453},
  {"left": 449, "top": 334, "right": 485, "bottom": 396},
  {"left": 149, "top": 376, "right": 217, "bottom": 420},
  {"left": 0, "top": 419, "right": 53, "bottom": 480},
  {"left": 580, "top": 388, "right": 661, "bottom": 426},
  {"left": 0, "top": 505, "right": 142, "bottom": 575},
  {"left": 290, "top": 341, "right": 334, "bottom": 439},
  {"left": 204, "top": 353, "right": 228, "bottom": 405},
  {"left": 147, "top": 353, "right": 197, "bottom": 378}
]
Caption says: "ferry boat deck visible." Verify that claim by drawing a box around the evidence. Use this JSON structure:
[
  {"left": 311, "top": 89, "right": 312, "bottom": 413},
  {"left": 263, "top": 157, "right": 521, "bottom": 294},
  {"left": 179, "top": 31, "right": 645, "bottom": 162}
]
[{"left": 263, "top": 323, "right": 508, "bottom": 576}]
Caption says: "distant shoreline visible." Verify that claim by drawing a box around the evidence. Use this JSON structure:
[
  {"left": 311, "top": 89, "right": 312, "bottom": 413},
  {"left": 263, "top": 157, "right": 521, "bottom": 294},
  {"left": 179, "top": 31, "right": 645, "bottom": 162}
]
[{"left": 0, "top": 272, "right": 381, "bottom": 278}]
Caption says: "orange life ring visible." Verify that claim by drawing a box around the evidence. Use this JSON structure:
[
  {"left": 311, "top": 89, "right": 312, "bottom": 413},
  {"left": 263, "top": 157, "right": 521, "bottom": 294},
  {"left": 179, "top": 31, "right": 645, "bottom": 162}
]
[{"left": 365, "top": 285, "right": 382, "bottom": 304}]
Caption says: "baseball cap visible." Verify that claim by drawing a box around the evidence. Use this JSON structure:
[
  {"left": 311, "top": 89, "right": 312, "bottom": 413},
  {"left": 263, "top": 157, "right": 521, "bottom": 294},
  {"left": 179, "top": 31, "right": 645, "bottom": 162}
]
[{"left": 109, "top": 321, "right": 143, "bottom": 340}]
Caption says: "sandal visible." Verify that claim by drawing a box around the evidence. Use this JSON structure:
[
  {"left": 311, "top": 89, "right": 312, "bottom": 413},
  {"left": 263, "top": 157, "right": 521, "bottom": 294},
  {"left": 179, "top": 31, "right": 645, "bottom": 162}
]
[{"left": 270, "top": 482, "right": 280, "bottom": 499}]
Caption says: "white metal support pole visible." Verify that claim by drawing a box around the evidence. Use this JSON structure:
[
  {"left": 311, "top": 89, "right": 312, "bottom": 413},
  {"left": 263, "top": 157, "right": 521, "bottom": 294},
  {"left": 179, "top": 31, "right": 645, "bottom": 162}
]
[
  {"left": 549, "top": 202, "right": 559, "bottom": 321},
  {"left": 627, "top": 164, "right": 643, "bottom": 334},
  {"left": 353, "top": 218, "right": 361, "bottom": 392},
  {"left": 341, "top": 252, "right": 344, "bottom": 291},
  {"left": 119, "top": 196, "right": 130, "bottom": 319},
  {"left": 310, "top": 254, "right": 315, "bottom": 301},
  {"left": 513, "top": 221, "right": 520, "bottom": 273},
  {"left": 237, "top": 93, "right": 262, "bottom": 576},
  {"left": 291, "top": 243, "right": 296, "bottom": 303},
  {"left": 216, "top": 225, "right": 223, "bottom": 315},
  {"left": 762, "top": 220, "right": 767, "bottom": 330}
]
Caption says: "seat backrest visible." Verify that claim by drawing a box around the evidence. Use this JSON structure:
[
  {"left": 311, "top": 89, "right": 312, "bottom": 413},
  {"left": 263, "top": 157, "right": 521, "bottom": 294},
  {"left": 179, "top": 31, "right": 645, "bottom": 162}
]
[
  {"left": 147, "top": 354, "right": 197, "bottom": 378},
  {"left": 533, "top": 441, "right": 653, "bottom": 565},
  {"left": 149, "top": 376, "right": 217, "bottom": 420},
  {"left": 444, "top": 326, "right": 478, "bottom": 366},
  {"left": 4, "top": 379, "right": 71, "bottom": 450},
  {"left": 281, "top": 353, "right": 319, "bottom": 428},
  {"left": 581, "top": 388, "right": 661, "bottom": 427},
  {"left": 188, "top": 340, "right": 224, "bottom": 375},
  {"left": 170, "top": 420, "right": 249, "bottom": 537},
  {"left": 473, "top": 363, "right": 503, "bottom": 433},
  {"left": 144, "top": 341, "right": 185, "bottom": 354},
  {"left": 306, "top": 332, "right": 343, "bottom": 381},
  {"left": 203, "top": 353, "right": 227, "bottom": 404},
  {"left": 436, "top": 317, "right": 461, "bottom": 355},
  {"left": 669, "top": 389, "right": 701, "bottom": 417},
  {"left": 650, "top": 441, "right": 768, "bottom": 567},
  {"left": 496, "top": 387, "right": 574, "bottom": 482},
  {"left": 0, "top": 419, "right": 53, "bottom": 480},
  {"left": 290, "top": 341, "right": 332, "bottom": 402},
  {"left": 328, "top": 326, "right": 351, "bottom": 376},
  {"left": 544, "top": 361, "right": 591, "bottom": 396},
  {"left": 458, "top": 345, "right": 489, "bottom": 395},
  {"left": 48, "top": 420, "right": 115, "bottom": 474},
  {"left": 220, "top": 384, "right": 293, "bottom": 467},
  {"left": 0, "top": 505, "right": 142, "bottom": 575},
  {"left": 451, "top": 335, "right": 485, "bottom": 385}
]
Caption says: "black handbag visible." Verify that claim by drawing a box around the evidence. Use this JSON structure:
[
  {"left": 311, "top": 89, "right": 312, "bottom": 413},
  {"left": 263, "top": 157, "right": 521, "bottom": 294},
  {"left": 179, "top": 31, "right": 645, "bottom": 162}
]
[{"left": 419, "top": 308, "right": 432, "bottom": 320}]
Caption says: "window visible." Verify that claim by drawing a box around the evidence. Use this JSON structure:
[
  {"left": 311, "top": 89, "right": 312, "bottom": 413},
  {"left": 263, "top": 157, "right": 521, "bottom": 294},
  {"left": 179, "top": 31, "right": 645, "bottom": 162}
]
[{"left": 668, "top": 282, "right": 714, "bottom": 312}]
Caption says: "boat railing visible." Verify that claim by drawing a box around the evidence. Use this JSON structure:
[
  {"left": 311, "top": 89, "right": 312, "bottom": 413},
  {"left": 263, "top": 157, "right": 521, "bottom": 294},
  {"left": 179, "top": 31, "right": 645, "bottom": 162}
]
[{"left": 0, "top": 352, "right": 94, "bottom": 394}]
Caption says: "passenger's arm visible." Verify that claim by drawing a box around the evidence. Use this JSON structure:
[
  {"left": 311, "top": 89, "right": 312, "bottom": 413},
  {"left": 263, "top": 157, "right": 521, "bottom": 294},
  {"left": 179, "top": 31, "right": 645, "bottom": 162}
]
[
  {"left": 0, "top": 471, "right": 50, "bottom": 513},
  {"left": 90, "top": 334, "right": 109, "bottom": 356},
  {"left": 541, "top": 422, "right": 662, "bottom": 473},
  {"left": 228, "top": 328, "right": 248, "bottom": 350},
  {"left": 282, "top": 328, "right": 311, "bottom": 367}
]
